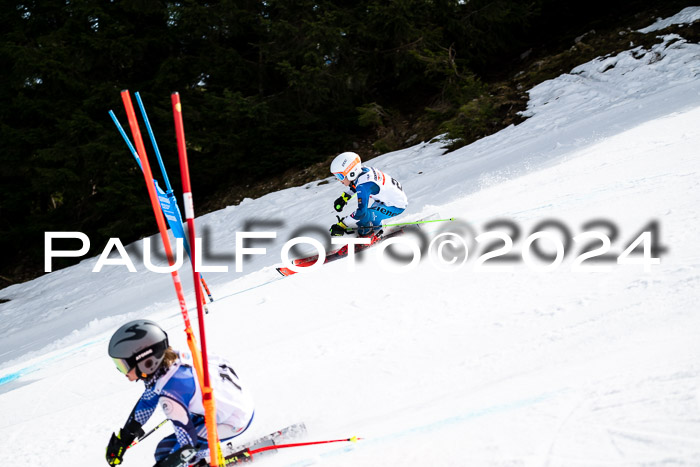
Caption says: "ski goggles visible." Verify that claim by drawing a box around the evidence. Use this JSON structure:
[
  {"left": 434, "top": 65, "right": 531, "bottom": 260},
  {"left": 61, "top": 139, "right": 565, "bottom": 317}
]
[
  {"left": 111, "top": 340, "right": 169, "bottom": 375},
  {"left": 333, "top": 172, "right": 347, "bottom": 181},
  {"left": 112, "top": 356, "right": 134, "bottom": 375}
]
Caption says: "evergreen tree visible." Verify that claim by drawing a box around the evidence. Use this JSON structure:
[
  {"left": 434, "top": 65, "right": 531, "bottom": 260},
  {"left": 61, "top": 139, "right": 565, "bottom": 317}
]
[{"left": 1, "top": 0, "right": 687, "bottom": 284}]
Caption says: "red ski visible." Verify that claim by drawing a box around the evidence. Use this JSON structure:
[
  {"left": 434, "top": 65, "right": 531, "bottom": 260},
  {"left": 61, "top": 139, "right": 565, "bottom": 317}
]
[{"left": 276, "top": 228, "right": 405, "bottom": 277}]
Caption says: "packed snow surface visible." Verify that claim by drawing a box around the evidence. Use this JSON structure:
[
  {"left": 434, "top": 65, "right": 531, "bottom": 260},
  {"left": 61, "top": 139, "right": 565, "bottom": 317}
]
[
  {"left": 637, "top": 6, "right": 700, "bottom": 33},
  {"left": 1, "top": 10, "right": 699, "bottom": 467}
]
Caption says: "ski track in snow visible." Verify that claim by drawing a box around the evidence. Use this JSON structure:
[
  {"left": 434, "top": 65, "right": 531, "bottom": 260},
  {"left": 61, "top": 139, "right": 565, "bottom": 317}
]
[{"left": 1, "top": 9, "right": 700, "bottom": 467}]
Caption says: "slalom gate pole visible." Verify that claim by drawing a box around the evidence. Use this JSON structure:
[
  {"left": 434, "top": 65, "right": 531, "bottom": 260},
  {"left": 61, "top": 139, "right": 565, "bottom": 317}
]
[
  {"left": 108, "top": 110, "right": 143, "bottom": 170},
  {"left": 171, "top": 91, "right": 222, "bottom": 467},
  {"left": 108, "top": 111, "right": 207, "bottom": 310},
  {"left": 201, "top": 279, "right": 214, "bottom": 303},
  {"left": 127, "top": 419, "right": 168, "bottom": 449},
  {"left": 119, "top": 90, "right": 206, "bottom": 393},
  {"left": 134, "top": 92, "right": 214, "bottom": 303},
  {"left": 134, "top": 92, "right": 173, "bottom": 192}
]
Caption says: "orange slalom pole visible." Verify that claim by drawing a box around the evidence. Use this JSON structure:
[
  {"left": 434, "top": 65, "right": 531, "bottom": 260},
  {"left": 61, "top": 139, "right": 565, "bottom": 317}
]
[
  {"left": 171, "top": 91, "right": 222, "bottom": 466},
  {"left": 119, "top": 90, "right": 206, "bottom": 389}
]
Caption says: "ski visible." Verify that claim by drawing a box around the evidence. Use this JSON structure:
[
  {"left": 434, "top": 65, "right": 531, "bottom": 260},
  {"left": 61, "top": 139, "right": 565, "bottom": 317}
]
[
  {"left": 220, "top": 422, "right": 307, "bottom": 465},
  {"left": 275, "top": 213, "right": 445, "bottom": 277},
  {"left": 276, "top": 228, "right": 405, "bottom": 277}
]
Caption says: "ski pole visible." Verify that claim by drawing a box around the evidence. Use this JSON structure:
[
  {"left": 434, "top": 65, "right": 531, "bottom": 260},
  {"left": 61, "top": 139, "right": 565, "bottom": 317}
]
[
  {"left": 225, "top": 436, "right": 362, "bottom": 465},
  {"left": 251, "top": 436, "right": 362, "bottom": 454},
  {"left": 383, "top": 217, "right": 455, "bottom": 228},
  {"left": 345, "top": 217, "right": 456, "bottom": 232},
  {"left": 127, "top": 419, "right": 168, "bottom": 449}
]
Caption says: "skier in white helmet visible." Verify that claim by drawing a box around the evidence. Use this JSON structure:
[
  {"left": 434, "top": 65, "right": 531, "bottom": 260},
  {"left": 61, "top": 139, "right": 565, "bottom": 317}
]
[
  {"left": 329, "top": 151, "right": 408, "bottom": 239},
  {"left": 105, "top": 319, "right": 254, "bottom": 467}
]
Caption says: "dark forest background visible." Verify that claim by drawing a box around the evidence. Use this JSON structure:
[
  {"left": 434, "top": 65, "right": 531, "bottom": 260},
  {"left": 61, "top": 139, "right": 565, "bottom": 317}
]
[{"left": 0, "top": 0, "right": 696, "bottom": 287}]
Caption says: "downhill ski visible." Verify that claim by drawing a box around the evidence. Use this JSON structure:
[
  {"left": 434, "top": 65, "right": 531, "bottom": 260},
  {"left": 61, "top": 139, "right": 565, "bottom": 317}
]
[
  {"left": 276, "top": 228, "right": 406, "bottom": 277},
  {"left": 221, "top": 422, "right": 307, "bottom": 464}
]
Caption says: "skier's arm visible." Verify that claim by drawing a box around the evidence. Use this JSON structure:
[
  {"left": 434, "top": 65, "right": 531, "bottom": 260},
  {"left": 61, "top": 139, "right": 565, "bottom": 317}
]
[
  {"left": 106, "top": 390, "right": 154, "bottom": 465},
  {"left": 160, "top": 394, "right": 200, "bottom": 454},
  {"left": 349, "top": 182, "right": 379, "bottom": 225},
  {"left": 124, "top": 385, "right": 160, "bottom": 428},
  {"left": 157, "top": 368, "right": 200, "bottom": 457}
]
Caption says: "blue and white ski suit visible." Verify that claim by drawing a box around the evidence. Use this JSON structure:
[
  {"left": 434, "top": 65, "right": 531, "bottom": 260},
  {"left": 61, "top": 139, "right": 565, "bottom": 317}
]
[
  {"left": 342, "top": 166, "right": 408, "bottom": 235},
  {"left": 124, "top": 350, "right": 254, "bottom": 463}
]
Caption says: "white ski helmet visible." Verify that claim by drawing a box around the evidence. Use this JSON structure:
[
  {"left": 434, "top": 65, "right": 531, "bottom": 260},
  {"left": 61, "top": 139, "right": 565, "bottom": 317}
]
[
  {"left": 330, "top": 152, "right": 362, "bottom": 182},
  {"left": 108, "top": 319, "right": 169, "bottom": 378}
]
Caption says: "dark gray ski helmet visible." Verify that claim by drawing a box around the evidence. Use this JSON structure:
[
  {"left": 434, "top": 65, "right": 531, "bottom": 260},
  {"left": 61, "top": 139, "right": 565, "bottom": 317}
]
[{"left": 108, "top": 319, "right": 169, "bottom": 378}]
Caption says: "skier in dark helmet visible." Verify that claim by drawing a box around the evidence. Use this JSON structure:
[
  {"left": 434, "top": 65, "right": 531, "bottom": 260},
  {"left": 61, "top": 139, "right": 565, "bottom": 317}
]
[{"left": 105, "top": 319, "right": 254, "bottom": 467}]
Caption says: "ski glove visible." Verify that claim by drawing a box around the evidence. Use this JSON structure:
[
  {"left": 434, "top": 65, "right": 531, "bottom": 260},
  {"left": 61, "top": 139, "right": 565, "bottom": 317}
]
[
  {"left": 334, "top": 192, "right": 352, "bottom": 212},
  {"left": 330, "top": 217, "right": 351, "bottom": 237},
  {"left": 153, "top": 445, "right": 198, "bottom": 467},
  {"left": 106, "top": 419, "right": 144, "bottom": 466}
]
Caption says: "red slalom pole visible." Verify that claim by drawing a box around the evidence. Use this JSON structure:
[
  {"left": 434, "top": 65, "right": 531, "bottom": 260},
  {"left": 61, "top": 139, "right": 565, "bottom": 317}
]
[
  {"left": 120, "top": 90, "right": 206, "bottom": 392},
  {"left": 171, "top": 92, "right": 222, "bottom": 467}
]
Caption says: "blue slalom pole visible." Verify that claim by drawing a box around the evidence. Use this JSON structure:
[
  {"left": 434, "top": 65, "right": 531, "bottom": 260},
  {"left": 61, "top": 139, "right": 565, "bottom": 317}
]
[
  {"left": 135, "top": 92, "right": 173, "bottom": 191},
  {"left": 132, "top": 93, "right": 188, "bottom": 256},
  {"left": 109, "top": 108, "right": 214, "bottom": 303},
  {"left": 132, "top": 94, "right": 214, "bottom": 303},
  {"left": 109, "top": 110, "right": 143, "bottom": 171}
]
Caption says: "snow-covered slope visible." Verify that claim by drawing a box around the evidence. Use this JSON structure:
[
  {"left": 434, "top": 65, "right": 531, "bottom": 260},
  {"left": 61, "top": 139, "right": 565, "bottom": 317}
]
[{"left": 1, "top": 9, "right": 699, "bottom": 467}]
